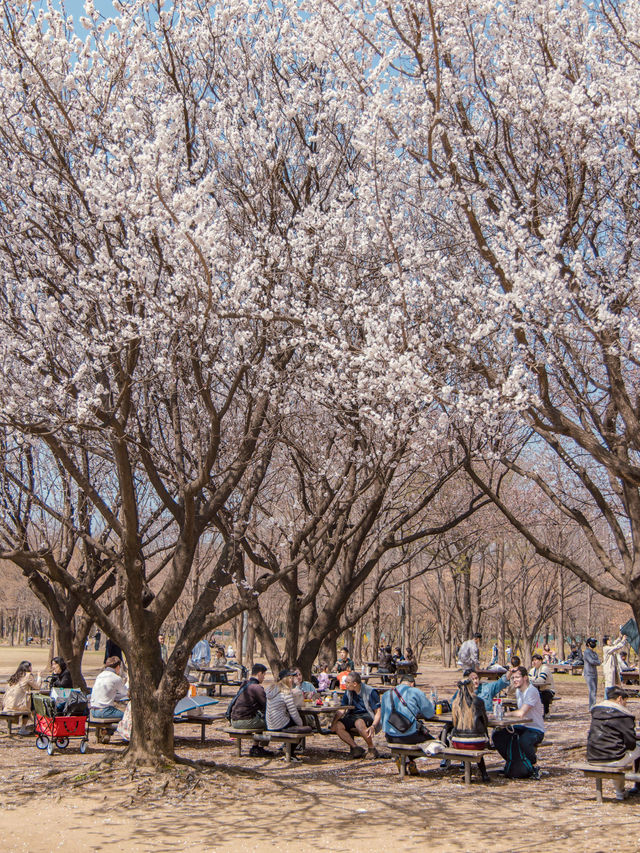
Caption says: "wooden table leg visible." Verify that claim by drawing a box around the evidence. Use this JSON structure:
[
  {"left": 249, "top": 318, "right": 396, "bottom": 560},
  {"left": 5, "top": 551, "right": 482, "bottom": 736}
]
[
  {"left": 595, "top": 778, "right": 603, "bottom": 804},
  {"left": 464, "top": 761, "right": 471, "bottom": 785},
  {"left": 400, "top": 755, "right": 406, "bottom": 779},
  {"left": 200, "top": 722, "right": 206, "bottom": 745},
  {"left": 236, "top": 736, "right": 242, "bottom": 756},
  {"left": 284, "top": 742, "right": 292, "bottom": 763}
]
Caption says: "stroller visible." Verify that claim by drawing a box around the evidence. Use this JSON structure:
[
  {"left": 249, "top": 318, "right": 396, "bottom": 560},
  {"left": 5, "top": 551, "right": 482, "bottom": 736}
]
[{"left": 33, "top": 691, "right": 89, "bottom": 756}]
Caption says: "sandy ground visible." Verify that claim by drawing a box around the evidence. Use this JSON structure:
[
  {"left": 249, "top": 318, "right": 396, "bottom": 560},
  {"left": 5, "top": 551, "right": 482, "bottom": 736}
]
[{"left": 1, "top": 646, "right": 640, "bottom": 852}]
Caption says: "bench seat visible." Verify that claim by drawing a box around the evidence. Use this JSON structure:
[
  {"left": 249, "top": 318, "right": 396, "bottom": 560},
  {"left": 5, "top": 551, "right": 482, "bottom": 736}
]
[
  {"left": 571, "top": 762, "right": 640, "bottom": 803},
  {"left": 387, "top": 743, "right": 490, "bottom": 784},
  {"left": 0, "top": 711, "right": 23, "bottom": 735},
  {"left": 173, "top": 712, "right": 224, "bottom": 744},
  {"left": 224, "top": 727, "right": 308, "bottom": 762}
]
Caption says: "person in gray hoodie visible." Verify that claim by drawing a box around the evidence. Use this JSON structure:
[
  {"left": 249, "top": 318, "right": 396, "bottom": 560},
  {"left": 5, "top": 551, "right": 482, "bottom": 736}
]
[{"left": 583, "top": 637, "right": 601, "bottom": 709}]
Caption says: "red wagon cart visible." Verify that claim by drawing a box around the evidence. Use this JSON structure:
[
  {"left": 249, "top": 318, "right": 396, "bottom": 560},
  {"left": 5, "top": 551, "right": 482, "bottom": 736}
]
[{"left": 33, "top": 693, "right": 89, "bottom": 756}]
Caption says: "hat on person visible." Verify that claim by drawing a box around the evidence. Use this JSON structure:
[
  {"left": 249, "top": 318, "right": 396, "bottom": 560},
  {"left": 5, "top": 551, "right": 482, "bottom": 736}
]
[{"left": 278, "top": 668, "right": 296, "bottom": 681}]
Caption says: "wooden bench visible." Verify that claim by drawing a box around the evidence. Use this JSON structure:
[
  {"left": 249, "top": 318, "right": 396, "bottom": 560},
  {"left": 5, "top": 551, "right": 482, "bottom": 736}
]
[
  {"left": 388, "top": 744, "right": 490, "bottom": 784},
  {"left": 88, "top": 716, "right": 118, "bottom": 743},
  {"left": 571, "top": 763, "right": 640, "bottom": 803},
  {"left": 223, "top": 727, "right": 308, "bottom": 762},
  {"left": 173, "top": 713, "right": 223, "bottom": 744},
  {"left": 0, "top": 711, "right": 23, "bottom": 735}
]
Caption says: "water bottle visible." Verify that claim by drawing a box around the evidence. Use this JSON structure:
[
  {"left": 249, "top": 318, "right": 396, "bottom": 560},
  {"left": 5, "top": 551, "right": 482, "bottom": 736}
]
[
  {"left": 497, "top": 698, "right": 504, "bottom": 721},
  {"left": 430, "top": 688, "right": 438, "bottom": 705},
  {"left": 332, "top": 691, "right": 339, "bottom": 705}
]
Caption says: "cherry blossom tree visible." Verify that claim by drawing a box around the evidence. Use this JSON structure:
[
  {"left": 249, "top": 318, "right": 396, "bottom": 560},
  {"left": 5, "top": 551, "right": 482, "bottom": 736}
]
[
  {"left": 0, "top": 0, "right": 388, "bottom": 762},
  {"left": 314, "top": 0, "right": 640, "bottom": 627}
]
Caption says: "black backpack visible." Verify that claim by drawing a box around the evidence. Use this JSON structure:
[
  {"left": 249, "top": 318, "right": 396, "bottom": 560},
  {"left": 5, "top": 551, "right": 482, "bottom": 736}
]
[{"left": 225, "top": 681, "right": 249, "bottom": 722}]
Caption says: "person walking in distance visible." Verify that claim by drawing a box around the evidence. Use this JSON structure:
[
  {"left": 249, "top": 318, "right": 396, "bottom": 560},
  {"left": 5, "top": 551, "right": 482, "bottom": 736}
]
[{"left": 583, "top": 637, "right": 601, "bottom": 709}]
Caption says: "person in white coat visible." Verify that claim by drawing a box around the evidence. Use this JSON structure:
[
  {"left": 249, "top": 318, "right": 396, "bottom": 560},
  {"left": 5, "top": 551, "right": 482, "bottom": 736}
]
[{"left": 603, "top": 633, "right": 628, "bottom": 699}]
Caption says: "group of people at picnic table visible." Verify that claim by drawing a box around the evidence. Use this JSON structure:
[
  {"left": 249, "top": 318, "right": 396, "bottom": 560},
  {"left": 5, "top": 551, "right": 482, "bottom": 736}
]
[{"left": 3, "top": 628, "right": 640, "bottom": 798}]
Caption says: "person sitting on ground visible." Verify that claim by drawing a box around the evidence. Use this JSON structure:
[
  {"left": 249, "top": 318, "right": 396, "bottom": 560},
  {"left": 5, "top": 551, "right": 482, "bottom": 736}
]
[
  {"left": 587, "top": 686, "right": 640, "bottom": 800},
  {"left": 317, "top": 662, "right": 331, "bottom": 692},
  {"left": 265, "top": 669, "right": 314, "bottom": 743},
  {"left": 528, "top": 653, "right": 556, "bottom": 718},
  {"left": 451, "top": 676, "right": 490, "bottom": 782},
  {"left": 492, "top": 666, "right": 545, "bottom": 779},
  {"left": 1, "top": 660, "right": 42, "bottom": 735},
  {"left": 90, "top": 657, "right": 128, "bottom": 722},
  {"left": 618, "top": 650, "right": 635, "bottom": 672},
  {"left": 49, "top": 656, "right": 73, "bottom": 689},
  {"left": 331, "top": 671, "right": 381, "bottom": 759},
  {"left": 457, "top": 633, "right": 481, "bottom": 671}
]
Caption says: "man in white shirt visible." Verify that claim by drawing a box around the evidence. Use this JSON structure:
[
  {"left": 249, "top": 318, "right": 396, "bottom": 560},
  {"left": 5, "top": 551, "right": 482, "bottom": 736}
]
[
  {"left": 492, "top": 666, "right": 545, "bottom": 779},
  {"left": 90, "top": 657, "right": 129, "bottom": 720}
]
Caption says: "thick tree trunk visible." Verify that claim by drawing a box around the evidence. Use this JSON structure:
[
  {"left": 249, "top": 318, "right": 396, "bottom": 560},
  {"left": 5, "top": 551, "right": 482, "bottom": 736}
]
[
  {"left": 318, "top": 635, "right": 337, "bottom": 669},
  {"left": 55, "top": 624, "right": 89, "bottom": 692}
]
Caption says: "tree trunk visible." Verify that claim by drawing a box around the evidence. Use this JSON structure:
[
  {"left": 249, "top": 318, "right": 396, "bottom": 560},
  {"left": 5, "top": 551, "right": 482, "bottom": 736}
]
[
  {"left": 55, "top": 624, "right": 89, "bottom": 692},
  {"left": 372, "top": 596, "right": 381, "bottom": 657},
  {"left": 126, "top": 647, "right": 183, "bottom": 764},
  {"left": 556, "top": 569, "right": 566, "bottom": 661},
  {"left": 318, "top": 635, "right": 337, "bottom": 669}
]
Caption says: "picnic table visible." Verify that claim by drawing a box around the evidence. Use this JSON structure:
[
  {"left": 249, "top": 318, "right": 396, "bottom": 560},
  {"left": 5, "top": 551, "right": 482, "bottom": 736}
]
[
  {"left": 300, "top": 703, "right": 353, "bottom": 734},
  {"left": 193, "top": 666, "right": 239, "bottom": 696},
  {"left": 552, "top": 663, "right": 583, "bottom": 675},
  {"left": 426, "top": 712, "right": 532, "bottom": 728},
  {"left": 361, "top": 661, "right": 380, "bottom": 675},
  {"left": 475, "top": 669, "right": 505, "bottom": 681}
]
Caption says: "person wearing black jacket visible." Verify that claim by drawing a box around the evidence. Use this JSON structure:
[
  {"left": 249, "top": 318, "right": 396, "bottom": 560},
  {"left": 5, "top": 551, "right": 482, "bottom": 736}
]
[
  {"left": 587, "top": 687, "right": 640, "bottom": 800},
  {"left": 229, "top": 664, "right": 273, "bottom": 757},
  {"left": 49, "top": 657, "right": 73, "bottom": 689}
]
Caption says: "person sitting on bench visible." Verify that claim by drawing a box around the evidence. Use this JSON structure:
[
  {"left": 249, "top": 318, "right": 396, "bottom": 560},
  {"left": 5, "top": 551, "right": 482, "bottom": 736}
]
[
  {"left": 380, "top": 675, "right": 435, "bottom": 776},
  {"left": 492, "top": 666, "right": 545, "bottom": 779},
  {"left": 587, "top": 686, "right": 640, "bottom": 800},
  {"left": 529, "top": 653, "right": 556, "bottom": 717},
  {"left": 2, "top": 660, "right": 42, "bottom": 736},
  {"left": 265, "top": 670, "right": 314, "bottom": 738},
  {"left": 90, "top": 656, "right": 128, "bottom": 721},
  {"left": 331, "top": 671, "right": 381, "bottom": 759}
]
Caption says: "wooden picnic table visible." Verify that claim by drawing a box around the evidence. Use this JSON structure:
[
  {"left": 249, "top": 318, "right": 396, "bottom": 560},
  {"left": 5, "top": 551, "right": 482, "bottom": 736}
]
[
  {"left": 426, "top": 713, "right": 532, "bottom": 728},
  {"left": 475, "top": 669, "right": 505, "bottom": 681},
  {"left": 552, "top": 663, "right": 583, "bottom": 675},
  {"left": 300, "top": 704, "right": 353, "bottom": 734},
  {"left": 193, "top": 666, "right": 239, "bottom": 696},
  {"left": 621, "top": 669, "right": 640, "bottom": 685}
]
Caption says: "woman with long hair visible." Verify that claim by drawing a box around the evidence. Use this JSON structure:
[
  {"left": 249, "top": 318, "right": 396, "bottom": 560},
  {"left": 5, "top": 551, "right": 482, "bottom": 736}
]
[
  {"left": 1, "top": 660, "right": 42, "bottom": 735},
  {"left": 265, "top": 668, "right": 313, "bottom": 758},
  {"left": 451, "top": 676, "right": 490, "bottom": 782}
]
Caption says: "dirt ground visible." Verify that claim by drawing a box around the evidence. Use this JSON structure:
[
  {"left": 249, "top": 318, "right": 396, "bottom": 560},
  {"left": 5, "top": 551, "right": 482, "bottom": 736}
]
[{"left": 1, "top": 646, "right": 640, "bottom": 853}]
